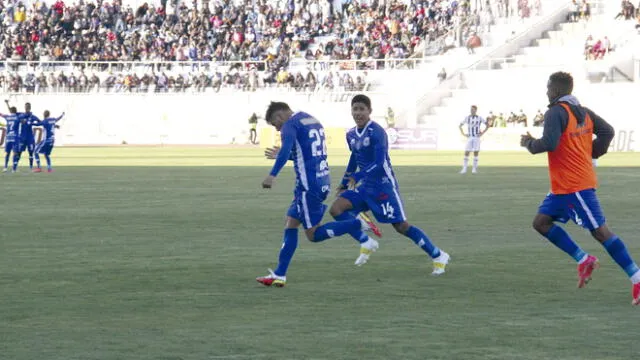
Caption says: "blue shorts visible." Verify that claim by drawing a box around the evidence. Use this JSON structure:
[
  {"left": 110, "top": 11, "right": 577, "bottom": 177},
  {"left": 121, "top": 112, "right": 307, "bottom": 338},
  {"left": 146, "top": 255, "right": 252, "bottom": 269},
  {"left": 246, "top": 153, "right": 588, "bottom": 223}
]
[
  {"left": 341, "top": 185, "right": 407, "bottom": 224},
  {"left": 4, "top": 140, "right": 15, "bottom": 153},
  {"left": 13, "top": 141, "right": 29, "bottom": 154},
  {"left": 538, "top": 189, "right": 606, "bottom": 231},
  {"left": 36, "top": 140, "right": 54, "bottom": 155},
  {"left": 287, "top": 190, "right": 328, "bottom": 229}
]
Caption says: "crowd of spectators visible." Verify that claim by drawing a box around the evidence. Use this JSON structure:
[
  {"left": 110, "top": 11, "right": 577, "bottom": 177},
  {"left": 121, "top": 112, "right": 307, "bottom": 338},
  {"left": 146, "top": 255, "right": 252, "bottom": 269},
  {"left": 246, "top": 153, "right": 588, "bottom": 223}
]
[
  {"left": 0, "top": 0, "right": 551, "bottom": 94},
  {"left": 0, "top": 0, "right": 476, "bottom": 65}
]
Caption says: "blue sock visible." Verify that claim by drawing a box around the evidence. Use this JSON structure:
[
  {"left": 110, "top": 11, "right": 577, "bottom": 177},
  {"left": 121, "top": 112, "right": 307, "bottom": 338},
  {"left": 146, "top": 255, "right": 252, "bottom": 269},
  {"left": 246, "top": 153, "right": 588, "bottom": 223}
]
[
  {"left": 274, "top": 228, "right": 298, "bottom": 277},
  {"left": 45, "top": 155, "right": 51, "bottom": 170},
  {"left": 333, "top": 211, "right": 369, "bottom": 244},
  {"left": 28, "top": 153, "right": 33, "bottom": 169},
  {"left": 4, "top": 152, "right": 9, "bottom": 169},
  {"left": 313, "top": 218, "right": 361, "bottom": 242},
  {"left": 12, "top": 153, "right": 20, "bottom": 171},
  {"left": 545, "top": 225, "right": 587, "bottom": 262},
  {"left": 405, "top": 226, "right": 441, "bottom": 258},
  {"left": 602, "top": 236, "right": 640, "bottom": 278}
]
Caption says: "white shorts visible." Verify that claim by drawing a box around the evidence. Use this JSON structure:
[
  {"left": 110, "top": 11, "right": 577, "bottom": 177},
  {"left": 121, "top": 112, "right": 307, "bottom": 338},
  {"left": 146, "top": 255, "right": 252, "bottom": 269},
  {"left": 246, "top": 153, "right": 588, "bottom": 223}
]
[{"left": 465, "top": 137, "right": 481, "bottom": 152}]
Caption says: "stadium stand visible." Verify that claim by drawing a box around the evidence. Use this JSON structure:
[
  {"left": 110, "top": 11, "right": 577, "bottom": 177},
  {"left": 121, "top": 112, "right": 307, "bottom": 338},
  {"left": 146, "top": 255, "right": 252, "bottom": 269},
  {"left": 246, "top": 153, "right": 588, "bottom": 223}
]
[{"left": 0, "top": 0, "right": 572, "bottom": 94}]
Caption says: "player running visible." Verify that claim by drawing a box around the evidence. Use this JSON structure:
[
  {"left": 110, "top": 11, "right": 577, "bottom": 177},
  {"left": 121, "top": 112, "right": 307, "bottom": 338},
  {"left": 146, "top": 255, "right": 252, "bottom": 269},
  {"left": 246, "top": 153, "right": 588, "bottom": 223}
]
[
  {"left": 0, "top": 106, "right": 20, "bottom": 172},
  {"left": 328, "top": 94, "right": 451, "bottom": 272},
  {"left": 33, "top": 110, "right": 64, "bottom": 173},
  {"left": 520, "top": 71, "right": 640, "bottom": 305},
  {"left": 256, "top": 102, "right": 374, "bottom": 287}
]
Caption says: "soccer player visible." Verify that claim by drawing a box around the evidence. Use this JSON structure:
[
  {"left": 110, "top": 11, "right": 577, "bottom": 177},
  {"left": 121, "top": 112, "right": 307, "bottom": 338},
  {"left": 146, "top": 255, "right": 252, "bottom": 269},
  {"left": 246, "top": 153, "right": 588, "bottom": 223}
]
[
  {"left": 6, "top": 100, "right": 41, "bottom": 170},
  {"left": 256, "top": 102, "right": 374, "bottom": 287},
  {"left": 0, "top": 106, "right": 20, "bottom": 172},
  {"left": 329, "top": 94, "right": 451, "bottom": 273},
  {"left": 520, "top": 71, "right": 640, "bottom": 305},
  {"left": 34, "top": 110, "right": 64, "bottom": 173},
  {"left": 264, "top": 146, "right": 383, "bottom": 264},
  {"left": 458, "top": 105, "right": 488, "bottom": 174}
]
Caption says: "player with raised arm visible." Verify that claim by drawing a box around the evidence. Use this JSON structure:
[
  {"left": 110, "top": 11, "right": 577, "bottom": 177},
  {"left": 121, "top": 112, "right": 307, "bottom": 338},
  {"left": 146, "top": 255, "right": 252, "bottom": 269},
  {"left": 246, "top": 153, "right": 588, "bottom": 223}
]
[
  {"left": 256, "top": 102, "right": 374, "bottom": 287},
  {"left": 458, "top": 105, "right": 488, "bottom": 174},
  {"left": 328, "top": 94, "right": 451, "bottom": 272},
  {"left": 520, "top": 71, "right": 640, "bottom": 305},
  {"left": 0, "top": 106, "right": 20, "bottom": 172},
  {"left": 34, "top": 110, "right": 64, "bottom": 173}
]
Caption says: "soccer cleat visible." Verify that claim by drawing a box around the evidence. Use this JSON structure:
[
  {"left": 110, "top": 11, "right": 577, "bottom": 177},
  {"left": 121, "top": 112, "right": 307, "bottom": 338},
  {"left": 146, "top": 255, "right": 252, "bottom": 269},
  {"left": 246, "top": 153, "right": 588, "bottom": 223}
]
[
  {"left": 32, "top": 168, "right": 42, "bottom": 173},
  {"left": 577, "top": 255, "right": 599, "bottom": 288},
  {"left": 459, "top": 169, "right": 467, "bottom": 174},
  {"left": 2, "top": 168, "right": 7, "bottom": 172},
  {"left": 47, "top": 169, "right": 54, "bottom": 173},
  {"left": 632, "top": 283, "right": 640, "bottom": 306},
  {"left": 256, "top": 269, "right": 286, "bottom": 287},
  {"left": 432, "top": 251, "right": 450, "bottom": 275},
  {"left": 472, "top": 169, "right": 478, "bottom": 174},
  {"left": 355, "top": 238, "right": 379, "bottom": 266},
  {"left": 357, "top": 212, "right": 382, "bottom": 238}
]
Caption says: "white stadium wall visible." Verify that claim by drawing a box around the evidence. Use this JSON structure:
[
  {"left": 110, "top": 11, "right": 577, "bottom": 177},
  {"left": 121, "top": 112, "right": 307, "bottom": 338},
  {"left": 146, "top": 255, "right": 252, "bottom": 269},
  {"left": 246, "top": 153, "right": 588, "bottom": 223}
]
[{"left": 0, "top": 83, "right": 637, "bottom": 152}]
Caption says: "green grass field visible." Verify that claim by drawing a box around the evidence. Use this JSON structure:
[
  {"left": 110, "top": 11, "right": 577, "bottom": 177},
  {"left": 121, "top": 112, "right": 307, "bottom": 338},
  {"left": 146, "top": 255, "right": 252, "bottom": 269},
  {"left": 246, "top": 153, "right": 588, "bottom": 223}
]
[{"left": 2, "top": 148, "right": 640, "bottom": 360}]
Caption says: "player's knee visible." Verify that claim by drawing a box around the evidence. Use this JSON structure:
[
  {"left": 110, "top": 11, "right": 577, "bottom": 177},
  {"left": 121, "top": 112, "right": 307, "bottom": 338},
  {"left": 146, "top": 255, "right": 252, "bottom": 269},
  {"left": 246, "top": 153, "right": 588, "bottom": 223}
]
[
  {"left": 532, "top": 216, "right": 552, "bottom": 234},
  {"left": 591, "top": 225, "right": 613, "bottom": 243},
  {"left": 392, "top": 221, "right": 410, "bottom": 234}
]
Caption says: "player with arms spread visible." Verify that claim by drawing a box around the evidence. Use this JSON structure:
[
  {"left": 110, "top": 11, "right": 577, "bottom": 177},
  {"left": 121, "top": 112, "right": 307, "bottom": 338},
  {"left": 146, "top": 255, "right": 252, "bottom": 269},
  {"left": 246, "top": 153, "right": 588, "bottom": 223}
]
[
  {"left": 256, "top": 102, "right": 373, "bottom": 287},
  {"left": 329, "top": 95, "right": 451, "bottom": 272},
  {"left": 521, "top": 71, "right": 640, "bottom": 305},
  {"left": 0, "top": 106, "right": 20, "bottom": 172},
  {"left": 34, "top": 110, "right": 64, "bottom": 173}
]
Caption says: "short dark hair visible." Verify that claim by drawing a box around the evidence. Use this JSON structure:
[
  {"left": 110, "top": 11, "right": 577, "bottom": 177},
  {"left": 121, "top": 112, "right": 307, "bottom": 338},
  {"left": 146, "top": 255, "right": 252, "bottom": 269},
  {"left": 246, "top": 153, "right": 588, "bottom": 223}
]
[
  {"left": 264, "top": 101, "right": 290, "bottom": 124},
  {"left": 9, "top": 106, "right": 16, "bottom": 113},
  {"left": 548, "top": 71, "right": 573, "bottom": 95},
  {"left": 351, "top": 94, "right": 371, "bottom": 109}
]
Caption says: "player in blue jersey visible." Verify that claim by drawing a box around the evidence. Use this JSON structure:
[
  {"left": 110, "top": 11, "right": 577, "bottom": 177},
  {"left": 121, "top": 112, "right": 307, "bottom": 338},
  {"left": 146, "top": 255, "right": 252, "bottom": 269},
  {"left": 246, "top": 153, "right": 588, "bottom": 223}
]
[
  {"left": 256, "top": 101, "right": 375, "bottom": 287},
  {"left": 329, "top": 94, "right": 451, "bottom": 273},
  {"left": 6, "top": 100, "right": 41, "bottom": 171},
  {"left": 0, "top": 106, "right": 20, "bottom": 172},
  {"left": 33, "top": 110, "right": 64, "bottom": 173}
]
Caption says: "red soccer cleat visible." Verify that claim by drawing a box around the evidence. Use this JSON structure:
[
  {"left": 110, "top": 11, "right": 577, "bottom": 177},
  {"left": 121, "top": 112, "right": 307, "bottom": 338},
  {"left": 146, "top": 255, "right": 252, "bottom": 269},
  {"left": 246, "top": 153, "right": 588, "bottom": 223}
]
[
  {"left": 632, "top": 283, "right": 640, "bottom": 306},
  {"left": 256, "top": 269, "right": 286, "bottom": 287},
  {"left": 32, "top": 168, "right": 42, "bottom": 173},
  {"left": 577, "top": 255, "right": 599, "bottom": 288},
  {"left": 359, "top": 212, "right": 382, "bottom": 238},
  {"left": 47, "top": 169, "right": 54, "bottom": 173}
]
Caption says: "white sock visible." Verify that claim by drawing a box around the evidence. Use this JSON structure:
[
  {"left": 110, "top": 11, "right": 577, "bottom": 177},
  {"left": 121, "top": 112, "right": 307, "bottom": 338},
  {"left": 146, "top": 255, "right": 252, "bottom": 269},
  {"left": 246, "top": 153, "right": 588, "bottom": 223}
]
[
  {"left": 462, "top": 157, "right": 469, "bottom": 169},
  {"left": 577, "top": 254, "right": 589, "bottom": 264},
  {"left": 473, "top": 157, "right": 479, "bottom": 170},
  {"left": 631, "top": 270, "right": 640, "bottom": 284}
]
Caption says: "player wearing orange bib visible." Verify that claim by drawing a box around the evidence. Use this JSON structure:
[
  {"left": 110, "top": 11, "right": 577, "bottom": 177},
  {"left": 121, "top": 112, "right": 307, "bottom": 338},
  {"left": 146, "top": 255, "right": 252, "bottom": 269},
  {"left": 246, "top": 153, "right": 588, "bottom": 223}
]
[{"left": 520, "top": 72, "right": 640, "bottom": 305}]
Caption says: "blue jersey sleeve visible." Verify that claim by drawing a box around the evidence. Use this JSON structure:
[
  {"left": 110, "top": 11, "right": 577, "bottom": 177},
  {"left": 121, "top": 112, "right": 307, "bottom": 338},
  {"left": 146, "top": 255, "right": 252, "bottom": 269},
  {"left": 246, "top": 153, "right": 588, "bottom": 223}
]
[
  {"left": 340, "top": 152, "right": 358, "bottom": 187},
  {"left": 352, "top": 126, "right": 386, "bottom": 183},
  {"left": 269, "top": 123, "right": 296, "bottom": 177},
  {"left": 30, "top": 115, "right": 42, "bottom": 126}
]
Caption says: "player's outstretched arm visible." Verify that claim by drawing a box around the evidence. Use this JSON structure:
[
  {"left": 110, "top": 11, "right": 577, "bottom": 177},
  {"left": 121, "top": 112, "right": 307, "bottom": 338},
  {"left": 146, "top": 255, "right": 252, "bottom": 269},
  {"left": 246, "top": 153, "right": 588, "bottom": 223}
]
[
  {"left": 4, "top": 100, "right": 10, "bottom": 112},
  {"left": 521, "top": 107, "right": 565, "bottom": 154},
  {"left": 586, "top": 107, "right": 614, "bottom": 159},
  {"left": 263, "top": 125, "right": 295, "bottom": 188},
  {"left": 56, "top": 112, "right": 65, "bottom": 122}
]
